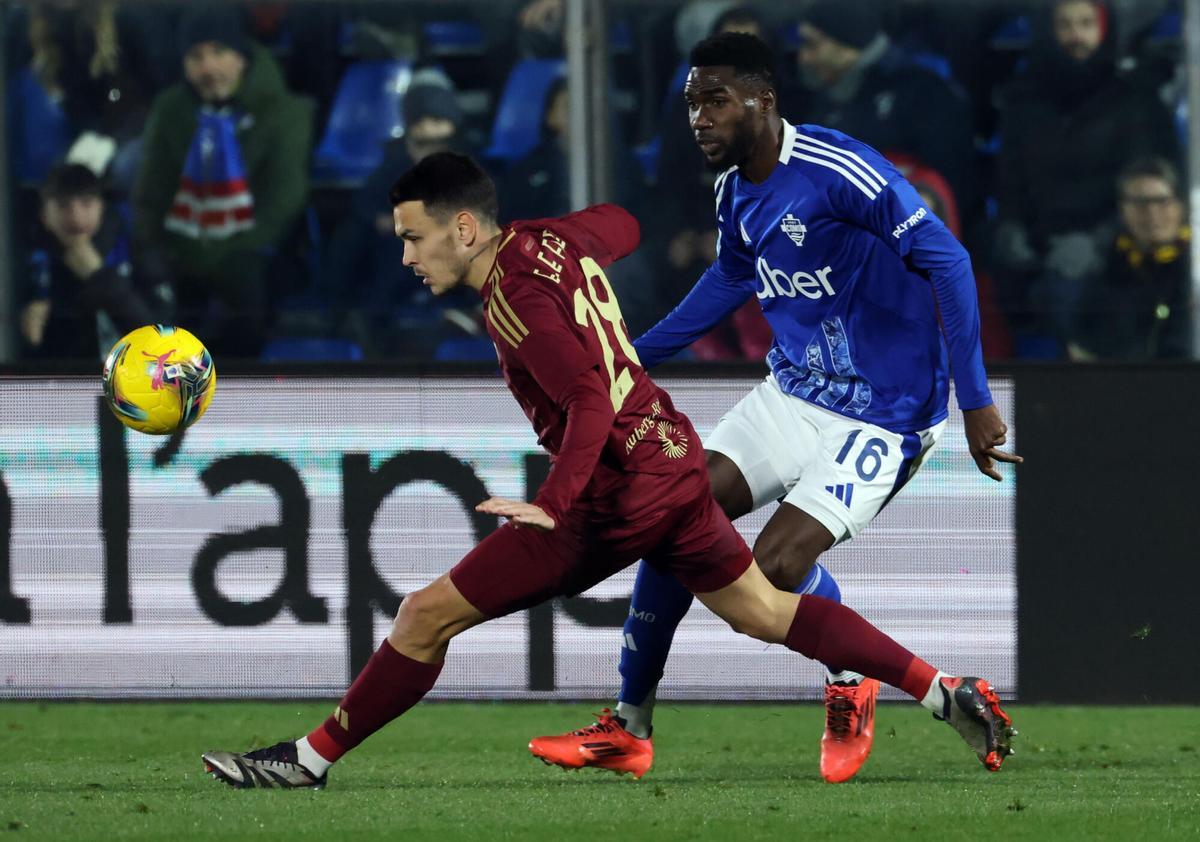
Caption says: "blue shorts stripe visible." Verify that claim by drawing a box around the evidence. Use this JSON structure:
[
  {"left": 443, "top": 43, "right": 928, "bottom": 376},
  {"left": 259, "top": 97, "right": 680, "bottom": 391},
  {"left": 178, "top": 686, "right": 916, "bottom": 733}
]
[{"left": 883, "top": 431, "right": 924, "bottom": 509}]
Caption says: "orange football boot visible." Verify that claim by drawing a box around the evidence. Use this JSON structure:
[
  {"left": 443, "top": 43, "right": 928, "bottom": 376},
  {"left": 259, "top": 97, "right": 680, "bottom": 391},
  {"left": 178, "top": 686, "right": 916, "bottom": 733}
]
[
  {"left": 820, "top": 678, "right": 880, "bottom": 783},
  {"left": 528, "top": 709, "right": 653, "bottom": 779}
]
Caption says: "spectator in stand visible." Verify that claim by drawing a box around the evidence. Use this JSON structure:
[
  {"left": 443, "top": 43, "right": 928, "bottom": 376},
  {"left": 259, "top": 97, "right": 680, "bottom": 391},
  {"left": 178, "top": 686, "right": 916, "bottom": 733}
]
[
  {"left": 22, "top": 0, "right": 176, "bottom": 191},
  {"left": 1069, "top": 158, "right": 1192, "bottom": 361},
  {"left": 242, "top": 2, "right": 344, "bottom": 134},
  {"left": 991, "top": 0, "right": 1178, "bottom": 348},
  {"left": 516, "top": 0, "right": 564, "bottom": 57},
  {"left": 673, "top": 1, "right": 748, "bottom": 56},
  {"left": 132, "top": 8, "right": 314, "bottom": 359},
  {"left": 499, "top": 78, "right": 656, "bottom": 334},
  {"left": 790, "top": 0, "right": 976, "bottom": 216},
  {"left": 20, "top": 164, "right": 164, "bottom": 360},
  {"left": 323, "top": 68, "right": 478, "bottom": 357},
  {"left": 499, "top": 78, "right": 644, "bottom": 221}
]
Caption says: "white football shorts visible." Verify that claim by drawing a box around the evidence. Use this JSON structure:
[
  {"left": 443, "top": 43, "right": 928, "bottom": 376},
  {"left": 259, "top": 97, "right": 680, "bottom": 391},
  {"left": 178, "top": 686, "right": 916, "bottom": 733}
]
[{"left": 704, "top": 375, "right": 945, "bottom": 544}]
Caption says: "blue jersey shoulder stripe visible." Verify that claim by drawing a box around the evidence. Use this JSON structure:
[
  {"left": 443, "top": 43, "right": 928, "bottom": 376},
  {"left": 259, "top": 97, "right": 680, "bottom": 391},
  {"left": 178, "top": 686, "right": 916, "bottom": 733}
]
[
  {"left": 794, "top": 131, "right": 888, "bottom": 190},
  {"left": 788, "top": 147, "right": 880, "bottom": 200},
  {"left": 785, "top": 131, "right": 889, "bottom": 201}
]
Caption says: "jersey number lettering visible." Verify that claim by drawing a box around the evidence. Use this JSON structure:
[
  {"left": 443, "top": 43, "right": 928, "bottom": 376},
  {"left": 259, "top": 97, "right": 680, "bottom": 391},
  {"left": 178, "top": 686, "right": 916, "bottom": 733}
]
[
  {"left": 834, "top": 429, "right": 890, "bottom": 482},
  {"left": 574, "top": 257, "right": 642, "bottom": 412}
]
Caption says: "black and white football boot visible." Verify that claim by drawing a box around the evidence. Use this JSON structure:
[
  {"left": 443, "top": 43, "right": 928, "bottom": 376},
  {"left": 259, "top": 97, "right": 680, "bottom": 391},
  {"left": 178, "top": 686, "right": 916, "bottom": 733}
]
[
  {"left": 202, "top": 741, "right": 327, "bottom": 790},
  {"left": 933, "top": 676, "right": 1018, "bottom": 771}
]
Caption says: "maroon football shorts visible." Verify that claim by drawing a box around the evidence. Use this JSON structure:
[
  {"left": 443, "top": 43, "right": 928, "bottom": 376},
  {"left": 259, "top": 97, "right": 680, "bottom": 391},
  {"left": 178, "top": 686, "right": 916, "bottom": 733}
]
[{"left": 449, "top": 463, "right": 754, "bottom": 619}]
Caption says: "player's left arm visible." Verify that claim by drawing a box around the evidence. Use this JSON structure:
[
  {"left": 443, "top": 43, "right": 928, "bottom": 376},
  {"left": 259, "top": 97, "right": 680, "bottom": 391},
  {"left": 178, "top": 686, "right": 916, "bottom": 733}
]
[
  {"left": 850, "top": 174, "right": 1023, "bottom": 480},
  {"left": 475, "top": 281, "right": 616, "bottom": 529},
  {"left": 905, "top": 218, "right": 1022, "bottom": 480},
  {"left": 548, "top": 204, "right": 641, "bottom": 268}
]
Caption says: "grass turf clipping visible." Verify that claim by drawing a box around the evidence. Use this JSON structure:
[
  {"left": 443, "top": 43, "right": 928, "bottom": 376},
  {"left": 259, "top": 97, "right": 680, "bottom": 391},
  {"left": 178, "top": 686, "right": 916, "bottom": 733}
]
[{"left": 3, "top": 702, "right": 1198, "bottom": 840}]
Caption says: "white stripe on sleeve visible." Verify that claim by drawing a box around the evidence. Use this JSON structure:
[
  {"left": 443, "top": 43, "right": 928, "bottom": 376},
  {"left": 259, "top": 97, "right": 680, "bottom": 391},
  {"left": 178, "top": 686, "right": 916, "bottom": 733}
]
[{"left": 794, "top": 132, "right": 888, "bottom": 190}]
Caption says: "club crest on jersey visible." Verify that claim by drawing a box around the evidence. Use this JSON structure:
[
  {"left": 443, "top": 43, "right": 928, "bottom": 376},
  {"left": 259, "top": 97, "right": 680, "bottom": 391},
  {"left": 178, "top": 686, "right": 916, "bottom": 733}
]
[{"left": 780, "top": 214, "right": 807, "bottom": 247}]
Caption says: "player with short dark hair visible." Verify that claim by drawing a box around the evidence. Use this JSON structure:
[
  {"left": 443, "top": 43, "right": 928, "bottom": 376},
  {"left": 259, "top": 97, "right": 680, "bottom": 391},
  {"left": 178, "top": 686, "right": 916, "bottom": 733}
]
[
  {"left": 386, "top": 152, "right": 500, "bottom": 224},
  {"left": 201, "top": 151, "right": 1014, "bottom": 790},
  {"left": 529, "top": 32, "right": 1021, "bottom": 784}
]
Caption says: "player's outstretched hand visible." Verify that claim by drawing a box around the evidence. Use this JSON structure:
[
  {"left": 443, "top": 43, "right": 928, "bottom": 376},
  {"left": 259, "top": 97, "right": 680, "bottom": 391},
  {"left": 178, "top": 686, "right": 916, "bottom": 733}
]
[
  {"left": 475, "top": 497, "right": 556, "bottom": 531},
  {"left": 962, "top": 405, "right": 1023, "bottom": 481}
]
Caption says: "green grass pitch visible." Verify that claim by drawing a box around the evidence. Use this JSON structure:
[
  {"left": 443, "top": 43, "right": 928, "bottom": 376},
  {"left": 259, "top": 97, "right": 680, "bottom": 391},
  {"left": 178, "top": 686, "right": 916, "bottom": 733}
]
[{"left": 3, "top": 702, "right": 1198, "bottom": 840}]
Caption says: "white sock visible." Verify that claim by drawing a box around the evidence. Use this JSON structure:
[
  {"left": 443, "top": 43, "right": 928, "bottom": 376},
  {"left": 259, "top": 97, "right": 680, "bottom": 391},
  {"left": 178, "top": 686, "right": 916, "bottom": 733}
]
[
  {"left": 919, "top": 671, "right": 951, "bottom": 716},
  {"left": 616, "top": 695, "right": 655, "bottom": 739},
  {"left": 295, "top": 735, "right": 333, "bottom": 777},
  {"left": 825, "top": 669, "right": 865, "bottom": 685}
]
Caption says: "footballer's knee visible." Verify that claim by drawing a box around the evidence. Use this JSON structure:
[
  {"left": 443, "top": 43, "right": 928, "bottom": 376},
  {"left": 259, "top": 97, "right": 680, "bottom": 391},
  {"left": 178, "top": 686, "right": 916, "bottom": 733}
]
[
  {"left": 725, "top": 611, "right": 777, "bottom": 643},
  {"left": 391, "top": 588, "right": 447, "bottom": 649},
  {"left": 753, "top": 526, "right": 832, "bottom": 592},
  {"left": 389, "top": 577, "right": 477, "bottom": 656},
  {"left": 723, "top": 597, "right": 791, "bottom": 645},
  {"left": 704, "top": 571, "right": 792, "bottom": 645},
  {"left": 706, "top": 450, "right": 753, "bottom": 520}
]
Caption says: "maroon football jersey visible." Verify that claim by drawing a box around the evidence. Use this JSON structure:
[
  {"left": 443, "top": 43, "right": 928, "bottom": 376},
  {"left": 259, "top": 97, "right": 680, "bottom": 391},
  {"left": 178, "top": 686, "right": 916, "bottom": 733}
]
[{"left": 480, "top": 204, "right": 704, "bottom": 518}]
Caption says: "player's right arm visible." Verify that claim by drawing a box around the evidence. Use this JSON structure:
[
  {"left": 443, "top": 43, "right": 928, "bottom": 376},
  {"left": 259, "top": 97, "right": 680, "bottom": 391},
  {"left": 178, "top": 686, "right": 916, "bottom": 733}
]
[
  {"left": 633, "top": 187, "right": 755, "bottom": 368},
  {"left": 488, "top": 280, "right": 617, "bottom": 527}
]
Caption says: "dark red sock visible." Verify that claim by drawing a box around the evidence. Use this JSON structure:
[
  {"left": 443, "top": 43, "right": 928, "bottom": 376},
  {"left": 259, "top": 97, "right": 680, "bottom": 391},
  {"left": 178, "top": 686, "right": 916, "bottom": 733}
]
[
  {"left": 785, "top": 595, "right": 937, "bottom": 700},
  {"left": 306, "top": 639, "right": 443, "bottom": 763}
]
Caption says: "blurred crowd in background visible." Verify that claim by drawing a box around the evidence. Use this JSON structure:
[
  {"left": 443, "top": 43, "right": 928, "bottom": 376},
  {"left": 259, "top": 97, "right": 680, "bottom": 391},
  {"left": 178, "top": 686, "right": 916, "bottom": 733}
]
[{"left": 4, "top": 0, "right": 1193, "bottom": 363}]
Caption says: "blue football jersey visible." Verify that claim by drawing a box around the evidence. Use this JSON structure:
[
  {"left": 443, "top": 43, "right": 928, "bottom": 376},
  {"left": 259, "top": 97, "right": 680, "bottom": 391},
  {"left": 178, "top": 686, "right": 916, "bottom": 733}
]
[{"left": 634, "top": 121, "right": 992, "bottom": 433}]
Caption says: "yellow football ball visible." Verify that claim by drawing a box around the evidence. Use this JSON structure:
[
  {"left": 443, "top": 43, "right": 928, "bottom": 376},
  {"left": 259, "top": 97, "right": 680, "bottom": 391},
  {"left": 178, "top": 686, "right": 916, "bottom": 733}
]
[{"left": 101, "top": 325, "right": 217, "bottom": 435}]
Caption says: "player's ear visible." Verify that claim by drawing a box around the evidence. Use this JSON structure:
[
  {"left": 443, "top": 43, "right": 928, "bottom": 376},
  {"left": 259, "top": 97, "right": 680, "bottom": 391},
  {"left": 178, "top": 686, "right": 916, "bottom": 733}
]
[
  {"left": 759, "top": 85, "right": 776, "bottom": 116},
  {"left": 456, "top": 210, "right": 479, "bottom": 246}
]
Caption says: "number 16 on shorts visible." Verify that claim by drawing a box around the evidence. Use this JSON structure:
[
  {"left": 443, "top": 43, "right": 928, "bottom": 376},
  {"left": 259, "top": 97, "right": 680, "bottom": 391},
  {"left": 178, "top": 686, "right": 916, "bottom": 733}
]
[
  {"left": 800, "top": 414, "right": 945, "bottom": 542},
  {"left": 703, "top": 376, "right": 946, "bottom": 543}
]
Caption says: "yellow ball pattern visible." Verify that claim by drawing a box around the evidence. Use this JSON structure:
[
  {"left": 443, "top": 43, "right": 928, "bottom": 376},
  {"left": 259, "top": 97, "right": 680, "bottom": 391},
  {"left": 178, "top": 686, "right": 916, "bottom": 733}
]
[{"left": 101, "top": 325, "right": 217, "bottom": 435}]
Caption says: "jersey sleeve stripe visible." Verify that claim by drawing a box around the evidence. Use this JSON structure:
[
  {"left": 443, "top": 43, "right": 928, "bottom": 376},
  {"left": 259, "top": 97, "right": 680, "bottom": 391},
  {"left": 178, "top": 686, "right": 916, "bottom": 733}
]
[
  {"left": 491, "top": 286, "right": 530, "bottom": 341},
  {"left": 487, "top": 299, "right": 523, "bottom": 348},
  {"left": 789, "top": 150, "right": 881, "bottom": 200},
  {"left": 794, "top": 141, "right": 886, "bottom": 196},
  {"left": 794, "top": 132, "right": 888, "bottom": 190}
]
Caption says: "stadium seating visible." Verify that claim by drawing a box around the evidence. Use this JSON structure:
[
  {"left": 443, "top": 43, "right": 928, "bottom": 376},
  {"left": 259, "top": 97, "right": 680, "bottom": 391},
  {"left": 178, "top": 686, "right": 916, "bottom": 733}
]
[
  {"left": 483, "top": 59, "right": 566, "bottom": 163},
  {"left": 260, "top": 337, "right": 365, "bottom": 362},
  {"left": 634, "top": 61, "right": 690, "bottom": 181},
  {"left": 423, "top": 20, "right": 486, "bottom": 56},
  {"left": 610, "top": 21, "right": 634, "bottom": 54},
  {"left": 9, "top": 68, "right": 71, "bottom": 184},
  {"left": 780, "top": 21, "right": 801, "bottom": 52},
  {"left": 434, "top": 336, "right": 499, "bottom": 361},
  {"left": 1148, "top": 5, "right": 1182, "bottom": 41},
  {"left": 312, "top": 60, "right": 413, "bottom": 184},
  {"left": 990, "top": 16, "right": 1032, "bottom": 50},
  {"left": 907, "top": 50, "right": 954, "bottom": 83}
]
